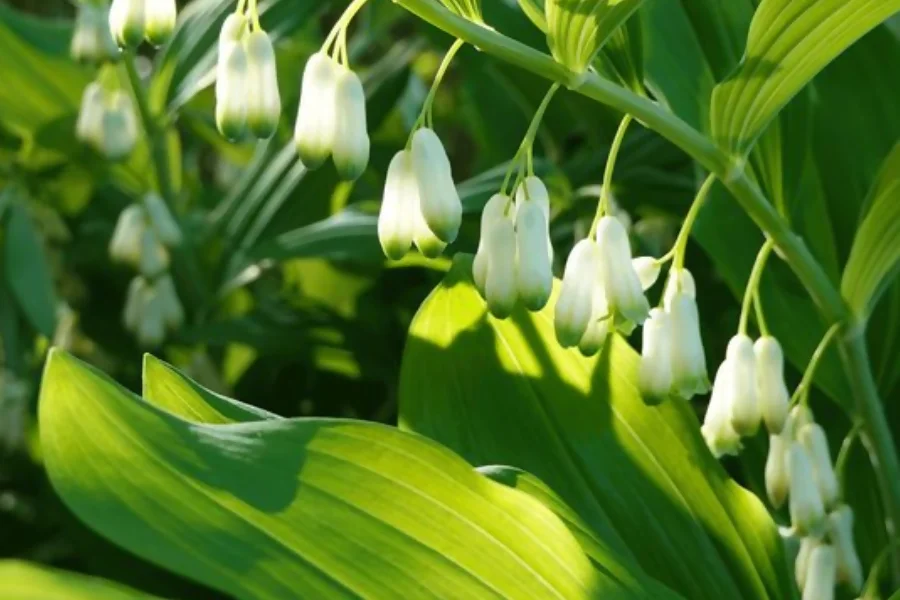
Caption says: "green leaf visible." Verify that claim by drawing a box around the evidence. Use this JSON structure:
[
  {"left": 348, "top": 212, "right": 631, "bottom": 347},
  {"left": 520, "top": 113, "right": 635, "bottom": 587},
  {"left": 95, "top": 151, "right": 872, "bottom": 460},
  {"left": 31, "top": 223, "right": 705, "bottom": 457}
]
[
  {"left": 439, "top": 0, "right": 483, "bottom": 22},
  {"left": 399, "top": 255, "right": 795, "bottom": 600},
  {"left": 3, "top": 195, "right": 58, "bottom": 336},
  {"left": 842, "top": 143, "right": 900, "bottom": 319},
  {"left": 710, "top": 0, "right": 900, "bottom": 156},
  {"left": 517, "top": 0, "right": 548, "bottom": 32},
  {"left": 546, "top": 0, "right": 644, "bottom": 73},
  {"left": 247, "top": 211, "right": 382, "bottom": 263},
  {"left": 40, "top": 349, "right": 640, "bottom": 600},
  {"left": 0, "top": 561, "right": 160, "bottom": 600}
]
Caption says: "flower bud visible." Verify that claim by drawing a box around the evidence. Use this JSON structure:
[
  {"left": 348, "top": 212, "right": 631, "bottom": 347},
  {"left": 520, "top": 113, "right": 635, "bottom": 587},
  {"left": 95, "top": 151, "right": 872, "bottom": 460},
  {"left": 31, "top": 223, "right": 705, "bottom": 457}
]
[
  {"left": 795, "top": 537, "right": 816, "bottom": 591},
  {"left": 639, "top": 308, "right": 673, "bottom": 405},
  {"left": 702, "top": 361, "right": 742, "bottom": 457},
  {"left": 596, "top": 216, "right": 649, "bottom": 324},
  {"left": 412, "top": 207, "right": 447, "bottom": 259},
  {"left": 294, "top": 52, "right": 340, "bottom": 169},
  {"left": 663, "top": 267, "right": 696, "bottom": 311},
  {"left": 109, "top": 0, "right": 145, "bottom": 49},
  {"left": 754, "top": 336, "right": 790, "bottom": 433},
  {"left": 331, "top": 68, "right": 370, "bottom": 181},
  {"left": 156, "top": 274, "right": 185, "bottom": 330},
  {"left": 802, "top": 544, "right": 836, "bottom": 600},
  {"left": 137, "top": 288, "right": 166, "bottom": 348},
  {"left": 668, "top": 292, "right": 710, "bottom": 399},
  {"left": 143, "top": 192, "right": 182, "bottom": 247},
  {"left": 412, "top": 128, "right": 461, "bottom": 243},
  {"left": 72, "top": 2, "right": 119, "bottom": 63},
  {"left": 99, "top": 92, "right": 138, "bottom": 160},
  {"left": 378, "top": 151, "right": 417, "bottom": 260},
  {"left": 484, "top": 218, "right": 518, "bottom": 319},
  {"left": 827, "top": 505, "right": 863, "bottom": 593},
  {"left": 789, "top": 404, "right": 815, "bottom": 434},
  {"left": 473, "top": 194, "right": 510, "bottom": 295},
  {"left": 515, "top": 200, "right": 552, "bottom": 311},
  {"left": 800, "top": 423, "right": 840, "bottom": 508},
  {"left": 109, "top": 204, "right": 146, "bottom": 266},
  {"left": 76, "top": 83, "right": 105, "bottom": 146},
  {"left": 123, "top": 276, "right": 147, "bottom": 333},
  {"left": 632, "top": 256, "right": 661, "bottom": 291},
  {"left": 144, "top": 0, "right": 177, "bottom": 46},
  {"left": 765, "top": 433, "right": 790, "bottom": 508},
  {"left": 578, "top": 285, "right": 609, "bottom": 357},
  {"left": 138, "top": 228, "right": 170, "bottom": 278},
  {"left": 242, "top": 31, "right": 281, "bottom": 139},
  {"left": 555, "top": 239, "right": 599, "bottom": 347},
  {"left": 516, "top": 177, "right": 553, "bottom": 260},
  {"left": 788, "top": 442, "right": 826, "bottom": 536},
  {"left": 215, "top": 18, "right": 249, "bottom": 142},
  {"left": 726, "top": 334, "right": 760, "bottom": 437}
]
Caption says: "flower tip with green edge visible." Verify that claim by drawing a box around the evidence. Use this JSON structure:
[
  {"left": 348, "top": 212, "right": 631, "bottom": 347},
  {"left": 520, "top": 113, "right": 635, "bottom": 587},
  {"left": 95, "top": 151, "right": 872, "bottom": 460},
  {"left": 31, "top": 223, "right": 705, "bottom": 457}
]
[
  {"left": 144, "top": 0, "right": 177, "bottom": 47},
  {"left": 702, "top": 361, "right": 742, "bottom": 458},
  {"left": 725, "top": 334, "right": 761, "bottom": 437},
  {"left": 639, "top": 308, "right": 674, "bottom": 406},
  {"left": 596, "top": 216, "right": 650, "bottom": 325},
  {"left": 800, "top": 423, "right": 840, "bottom": 509},
  {"left": 378, "top": 151, "right": 417, "bottom": 261},
  {"left": 294, "top": 52, "right": 341, "bottom": 169},
  {"left": 412, "top": 128, "right": 462, "bottom": 243},
  {"left": 668, "top": 290, "right": 709, "bottom": 399},
  {"left": 473, "top": 193, "right": 510, "bottom": 295},
  {"left": 802, "top": 545, "right": 837, "bottom": 600},
  {"left": 788, "top": 442, "right": 826, "bottom": 537},
  {"left": 245, "top": 30, "right": 282, "bottom": 140},
  {"left": 215, "top": 38, "right": 250, "bottom": 142},
  {"left": 554, "top": 239, "right": 599, "bottom": 348},
  {"left": 483, "top": 217, "right": 518, "bottom": 319},
  {"left": 514, "top": 200, "right": 552, "bottom": 312},
  {"left": 755, "top": 336, "right": 790, "bottom": 434},
  {"left": 109, "top": 0, "right": 146, "bottom": 49},
  {"left": 827, "top": 505, "right": 864, "bottom": 593},
  {"left": 98, "top": 92, "right": 138, "bottom": 161},
  {"left": 765, "top": 433, "right": 790, "bottom": 509},
  {"left": 332, "top": 67, "right": 370, "bottom": 181}
]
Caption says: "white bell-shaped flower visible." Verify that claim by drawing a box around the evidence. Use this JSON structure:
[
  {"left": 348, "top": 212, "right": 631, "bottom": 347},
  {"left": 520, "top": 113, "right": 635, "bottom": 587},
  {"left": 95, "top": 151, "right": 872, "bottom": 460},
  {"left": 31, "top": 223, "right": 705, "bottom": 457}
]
[
  {"left": 244, "top": 30, "right": 281, "bottom": 140},
  {"left": 76, "top": 83, "right": 105, "bottom": 146},
  {"left": 331, "top": 67, "right": 370, "bottom": 181},
  {"left": 663, "top": 267, "right": 696, "bottom": 311},
  {"left": 144, "top": 0, "right": 177, "bottom": 46},
  {"left": 639, "top": 308, "right": 673, "bottom": 404},
  {"left": 578, "top": 284, "right": 609, "bottom": 357},
  {"left": 137, "top": 287, "right": 167, "bottom": 348},
  {"left": 215, "top": 15, "right": 249, "bottom": 142},
  {"left": 789, "top": 404, "right": 815, "bottom": 433},
  {"left": 109, "top": 0, "right": 145, "bottom": 49},
  {"left": 702, "top": 361, "right": 742, "bottom": 457},
  {"left": 668, "top": 292, "right": 710, "bottom": 399},
  {"left": 516, "top": 177, "right": 553, "bottom": 259},
  {"left": 412, "top": 205, "right": 447, "bottom": 259},
  {"left": 799, "top": 423, "right": 840, "bottom": 509},
  {"left": 827, "top": 505, "right": 863, "bottom": 593},
  {"left": 795, "top": 537, "right": 816, "bottom": 591},
  {"left": 754, "top": 336, "right": 790, "bottom": 433},
  {"left": 99, "top": 92, "right": 138, "bottom": 160},
  {"left": 156, "top": 274, "right": 185, "bottom": 330},
  {"left": 473, "top": 194, "right": 510, "bottom": 295},
  {"left": 725, "top": 334, "right": 760, "bottom": 436},
  {"left": 138, "top": 228, "right": 170, "bottom": 278},
  {"left": 595, "top": 216, "right": 649, "bottom": 324},
  {"left": 72, "top": 2, "right": 119, "bottom": 63},
  {"left": 411, "top": 128, "right": 461, "bottom": 243},
  {"left": 788, "top": 441, "right": 826, "bottom": 536},
  {"left": 765, "top": 433, "right": 790, "bottom": 508},
  {"left": 109, "top": 204, "right": 146, "bottom": 266},
  {"left": 632, "top": 256, "right": 661, "bottom": 291},
  {"left": 123, "top": 276, "right": 147, "bottom": 333},
  {"left": 378, "top": 151, "right": 418, "bottom": 260},
  {"left": 294, "top": 52, "right": 340, "bottom": 169},
  {"left": 802, "top": 544, "right": 836, "bottom": 600},
  {"left": 555, "top": 239, "right": 599, "bottom": 348},
  {"left": 143, "top": 192, "right": 182, "bottom": 247},
  {"left": 483, "top": 216, "right": 518, "bottom": 319},
  {"left": 515, "top": 198, "right": 552, "bottom": 311}
]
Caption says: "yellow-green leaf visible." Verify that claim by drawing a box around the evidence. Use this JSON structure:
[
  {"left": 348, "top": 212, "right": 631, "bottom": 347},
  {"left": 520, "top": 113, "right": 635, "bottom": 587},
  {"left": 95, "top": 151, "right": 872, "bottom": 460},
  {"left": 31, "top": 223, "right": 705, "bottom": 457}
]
[
  {"left": 546, "top": 0, "right": 644, "bottom": 73},
  {"left": 0, "top": 561, "right": 160, "bottom": 600}
]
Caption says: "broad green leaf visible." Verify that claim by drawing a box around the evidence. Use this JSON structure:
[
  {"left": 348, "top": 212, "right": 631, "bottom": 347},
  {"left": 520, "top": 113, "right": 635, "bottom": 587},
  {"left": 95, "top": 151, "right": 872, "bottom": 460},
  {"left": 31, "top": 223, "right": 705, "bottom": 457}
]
[
  {"left": 517, "top": 0, "right": 548, "bottom": 32},
  {"left": 3, "top": 196, "right": 58, "bottom": 337},
  {"left": 439, "top": 0, "right": 483, "bottom": 22},
  {"left": 40, "top": 349, "right": 640, "bottom": 600},
  {"left": 0, "top": 561, "right": 160, "bottom": 600},
  {"left": 399, "top": 255, "right": 795, "bottom": 600},
  {"left": 842, "top": 143, "right": 900, "bottom": 319},
  {"left": 247, "top": 211, "right": 382, "bottom": 263},
  {"left": 710, "top": 0, "right": 900, "bottom": 155},
  {"left": 0, "top": 4, "right": 73, "bottom": 57},
  {"left": 546, "top": 0, "right": 644, "bottom": 73}
]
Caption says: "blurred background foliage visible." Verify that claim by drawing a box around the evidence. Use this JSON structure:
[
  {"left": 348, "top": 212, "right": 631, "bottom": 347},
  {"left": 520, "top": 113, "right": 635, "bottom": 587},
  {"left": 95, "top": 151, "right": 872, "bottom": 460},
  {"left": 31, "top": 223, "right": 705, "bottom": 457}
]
[{"left": 0, "top": 0, "right": 898, "bottom": 598}]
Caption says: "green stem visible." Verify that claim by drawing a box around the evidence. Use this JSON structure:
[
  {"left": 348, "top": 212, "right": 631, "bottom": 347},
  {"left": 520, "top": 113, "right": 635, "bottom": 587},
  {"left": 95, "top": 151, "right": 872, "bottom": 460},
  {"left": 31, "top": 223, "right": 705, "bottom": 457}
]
[
  {"left": 589, "top": 113, "right": 632, "bottom": 237},
  {"left": 738, "top": 240, "right": 774, "bottom": 335},
  {"left": 671, "top": 172, "right": 716, "bottom": 270},
  {"left": 753, "top": 289, "right": 770, "bottom": 336},
  {"left": 393, "top": 0, "right": 900, "bottom": 547},
  {"left": 860, "top": 540, "right": 900, "bottom": 599},
  {"left": 501, "top": 82, "right": 560, "bottom": 194},
  {"left": 408, "top": 37, "right": 466, "bottom": 144},
  {"left": 835, "top": 422, "right": 862, "bottom": 496},
  {"left": 791, "top": 322, "right": 842, "bottom": 406},
  {"left": 324, "top": 0, "right": 371, "bottom": 54},
  {"left": 248, "top": 0, "right": 261, "bottom": 30}
]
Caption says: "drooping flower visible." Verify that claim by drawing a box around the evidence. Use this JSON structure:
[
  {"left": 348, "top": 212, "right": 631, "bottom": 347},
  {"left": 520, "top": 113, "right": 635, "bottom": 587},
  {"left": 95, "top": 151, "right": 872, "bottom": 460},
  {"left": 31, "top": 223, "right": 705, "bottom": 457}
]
[
  {"left": 701, "top": 361, "right": 742, "bottom": 457},
  {"left": 144, "top": 0, "right": 177, "bottom": 46},
  {"left": 215, "top": 15, "right": 249, "bottom": 141},
  {"left": 555, "top": 239, "right": 599, "bottom": 348},
  {"left": 668, "top": 290, "right": 710, "bottom": 399},
  {"left": 109, "top": 204, "right": 146, "bottom": 266},
  {"left": 143, "top": 192, "right": 182, "bottom": 247},
  {"left": 71, "top": 2, "right": 119, "bottom": 63},
  {"left": 155, "top": 274, "right": 185, "bottom": 330},
  {"left": 799, "top": 423, "right": 840, "bottom": 509},
  {"left": 378, "top": 151, "right": 417, "bottom": 260},
  {"left": 663, "top": 267, "right": 696, "bottom": 311},
  {"left": 331, "top": 67, "right": 370, "bottom": 181},
  {"left": 98, "top": 91, "right": 138, "bottom": 160},
  {"left": 802, "top": 544, "right": 836, "bottom": 600},
  {"left": 787, "top": 441, "right": 826, "bottom": 536},
  {"left": 294, "top": 52, "right": 340, "bottom": 168},
  {"left": 108, "top": 0, "right": 146, "bottom": 49},
  {"left": 632, "top": 256, "right": 661, "bottom": 291},
  {"left": 483, "top": 215, "right": 518, "bottom": 319},
  {"left": 514, "top": 187, "right": 553, "bottom": 311},
  {"left": 827, "top": 505, "right": 863, "bottom": 593},
  {"left": 725, "top": 334, "right": 760, "bottom": 437},
  {"left": 795, "top": 537, "right": 816, "bottom": 591},
  {"left": 473, "top": 194, "right": 510, "bottom": 295},
  {"left": 138, "top": 228, "right": 170, "bottom": 278},
  {"left": 595, "top": 216, "right": 650, "bottom": 324},
  {"left": 578, "top": 283, "right": 609, "bottom": 357},
  {"left": 244, "top": 30, "right": 281, "bottom": 140},
  {"left": 76, "top": 83, "right": 105, "bottom": 147},
  {"left": 639, "top": 308, "right": 673, "bottom": 405},
  {"left": 411, "top": 128, "right": 461, "bottom": 243},
  {"left": 765, "top": 433, "right": 790, "bottom": 508},
  {"left": 754, "top": 336, "right": 790, "bottom": 433}
]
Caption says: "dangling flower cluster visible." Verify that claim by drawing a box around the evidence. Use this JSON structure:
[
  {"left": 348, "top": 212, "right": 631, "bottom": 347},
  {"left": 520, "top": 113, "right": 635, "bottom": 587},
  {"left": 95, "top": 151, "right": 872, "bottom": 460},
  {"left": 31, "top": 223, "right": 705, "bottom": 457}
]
[
  {"left": 76, "top": 78, "right": 138, "bottom": 160},
  {"left": 108, "top": 0, "right": 177, "bottom": 48},
  {"left": 71, "top": 1, "right": 120, "bottom": 63},
  {"left": 109, "top": 193, "right": 184, "bottom": 346},
  {"left": 215, "top": 9, "right": 282, "bottom": 142}
]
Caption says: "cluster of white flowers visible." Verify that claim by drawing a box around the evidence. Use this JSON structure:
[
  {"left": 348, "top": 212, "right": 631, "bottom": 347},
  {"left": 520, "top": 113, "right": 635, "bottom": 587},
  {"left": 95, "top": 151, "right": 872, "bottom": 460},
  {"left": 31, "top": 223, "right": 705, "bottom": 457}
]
[
  {"left": 108, "top": 0, "right": 177, "bottom": 48},
  {"left": 71, "top": 1, "right": 119, "bottom": 63},
  {"left": 294, "top": 52, "right": 370, "bottom": 180},
  {"left": 75, "top": 81, "right": 138, "bottom": 160},
  {"left": 215, "top": 14, "right": 282, "bottom": 142},
  {"left": 109, "top": 193, "right": 184, "bottom": 346}
]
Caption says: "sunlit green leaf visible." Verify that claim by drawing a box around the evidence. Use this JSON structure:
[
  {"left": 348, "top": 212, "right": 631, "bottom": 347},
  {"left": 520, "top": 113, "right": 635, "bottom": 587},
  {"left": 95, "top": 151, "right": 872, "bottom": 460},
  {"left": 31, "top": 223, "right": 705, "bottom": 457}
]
[
  {"left": 0, "top": 561, "right": 159, "bottom": 600},
  {"left": 546, "top": 0, "right": 644, "bottom": 73}
]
